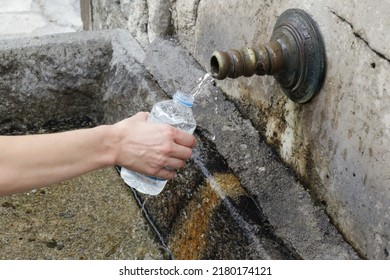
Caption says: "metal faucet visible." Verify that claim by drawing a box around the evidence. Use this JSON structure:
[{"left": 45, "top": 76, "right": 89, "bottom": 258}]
[{"left": 210, "top": 9, "right": 326, "bottom": 103}]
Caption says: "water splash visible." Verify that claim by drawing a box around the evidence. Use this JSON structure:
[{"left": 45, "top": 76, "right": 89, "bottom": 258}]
[
  {"left": 191, "top": 149, "right": 271, "bottom": 259},
  {"left": 190, "top": 72, "right": 214, "bottom": 99}
]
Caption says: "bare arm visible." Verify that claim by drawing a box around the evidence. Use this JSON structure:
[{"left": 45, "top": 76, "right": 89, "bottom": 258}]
[{"left": 0, "top": 112, "right": 196, "bottom": 196}]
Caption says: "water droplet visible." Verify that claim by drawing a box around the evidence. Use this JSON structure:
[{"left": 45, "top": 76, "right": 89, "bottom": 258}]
[{"left": 202, "top": 130, "right": 216, "bottom": 142}]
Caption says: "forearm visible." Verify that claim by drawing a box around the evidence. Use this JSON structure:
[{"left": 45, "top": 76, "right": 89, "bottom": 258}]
[
  {"left": 0, "top": 112, "right": 196, "bottom": 196},
  {"left": 0, "top": 125, "right": 116, "bottom": 195}
]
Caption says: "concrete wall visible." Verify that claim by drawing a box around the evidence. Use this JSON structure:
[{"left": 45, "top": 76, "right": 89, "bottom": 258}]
[{"left": 84, "top": 0, "right": 390, "bottom": 259}]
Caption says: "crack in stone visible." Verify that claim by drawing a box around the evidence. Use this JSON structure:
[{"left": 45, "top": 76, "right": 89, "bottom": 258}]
[
  {"left": 194, "top": 0, "right": 201, "bottom": 25},
  {"left": 330, "top": 10, "right": 390, "bottom": 63},
  {"left": 89, "top": 0, "right": 94, "bottom": 28}
]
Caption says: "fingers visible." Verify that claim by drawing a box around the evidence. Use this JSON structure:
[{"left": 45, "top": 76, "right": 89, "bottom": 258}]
[
  {"left": 154, "top": 125, "right": 196, "bottom": 160},
  {"left": 145, "top": 134, "right": 194, "bottom": 180},
  {"left": 164, "top": 157, "right": 187, "bottom": 170},
  {"left": 171, "top": 129, "right": 196, "bottom": 161},
  {"left": 170, "top": 143, "right": 193, "bottom": 161},
  {"left": 153, "top": 168, "right": 177, "bottom": 180},
  {"left": 152, "top": 146, "right": 192, "bottom": 180},
  {"left": 173, "top": 128, "right": 197, "bottom": 149}
]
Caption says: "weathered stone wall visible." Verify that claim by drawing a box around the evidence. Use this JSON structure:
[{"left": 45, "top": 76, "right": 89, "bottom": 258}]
[
  {"left": 85, "top": 0, "right": 390, "bottom": 259},
  {"left": 0, "top": 32, "right": 110, "bottom": 134},
  {"left": 2, "top": 29, "right": 358, "bottom": 260}
]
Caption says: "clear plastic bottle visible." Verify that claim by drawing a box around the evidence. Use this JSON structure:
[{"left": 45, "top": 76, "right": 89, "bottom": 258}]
[{"left": 120, "top": 90, "right": 197, "bottom": 195}]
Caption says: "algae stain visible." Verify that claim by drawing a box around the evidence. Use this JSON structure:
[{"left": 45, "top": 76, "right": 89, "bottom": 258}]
[
  {"left": 169, "top": 182, "right": 219, "bottom": 259},
  {"left": 235, "top": 84, "right": 288, "bottom": 148},
  {"left": 236, "top": 83, "right": 323, "bottom": 196},
  {"left": 213, "top": 173, "right": 245, "bottom": 198},
  {"left": 169, "top": 172, "right": 245, "bottom": 259}
]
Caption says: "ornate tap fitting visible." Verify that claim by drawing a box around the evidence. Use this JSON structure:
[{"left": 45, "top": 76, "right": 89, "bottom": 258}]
[{"left": 210, "top": 9, "right": 326, "bottom": 103}]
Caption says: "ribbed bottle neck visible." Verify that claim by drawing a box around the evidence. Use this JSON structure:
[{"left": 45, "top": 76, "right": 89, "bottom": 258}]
[{"left": 173, "top": 91, "right": 194, "bottom": 107}]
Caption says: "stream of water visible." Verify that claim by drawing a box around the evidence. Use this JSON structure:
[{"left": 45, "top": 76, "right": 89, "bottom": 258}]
[{"left": 190, "top": 72, "right": 214, "bottom": 99}]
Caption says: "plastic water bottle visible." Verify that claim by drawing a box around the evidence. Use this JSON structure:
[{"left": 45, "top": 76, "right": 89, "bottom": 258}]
[{"left": 120, "top": 90, "right": 197, "bottom": 195}]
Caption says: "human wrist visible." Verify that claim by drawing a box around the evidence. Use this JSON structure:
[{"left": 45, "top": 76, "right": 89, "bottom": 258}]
[{"left": 94, "top": 124, "right": 120, "bottom": 167}]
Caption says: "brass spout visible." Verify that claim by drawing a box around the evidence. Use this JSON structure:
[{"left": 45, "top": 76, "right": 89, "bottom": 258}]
[
  {"left": 209, "top": 9, "right": 326, "bottom": 103},
  {"left": 210, "top": 41, "right": 283, "bottom": 79}
]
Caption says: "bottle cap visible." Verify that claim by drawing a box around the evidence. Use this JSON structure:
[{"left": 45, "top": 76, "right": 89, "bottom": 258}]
[{"left": 173, "top": 91, "right": 194, "bottom": 107}]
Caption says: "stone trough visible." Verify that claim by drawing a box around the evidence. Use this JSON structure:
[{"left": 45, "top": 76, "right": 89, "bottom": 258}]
[{"left": 0, "top": 30, "right": 359, "bottom": 259}]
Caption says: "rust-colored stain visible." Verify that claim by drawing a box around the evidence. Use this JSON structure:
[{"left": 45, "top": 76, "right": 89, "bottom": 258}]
[
  {"left": 169, "top": 173, "right": 244, "bottom": 259},
  {"left": 213, "top": 173, "right": 245, "bottom": 198}
]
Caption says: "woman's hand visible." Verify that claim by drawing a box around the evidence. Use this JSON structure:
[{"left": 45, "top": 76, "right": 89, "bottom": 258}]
[{"left": 111, "top": 112, "right": 196, "bottom": 180}]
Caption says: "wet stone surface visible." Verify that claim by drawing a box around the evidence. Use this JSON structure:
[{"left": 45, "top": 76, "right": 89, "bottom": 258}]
[{"left": 134, "top": 135, "right": 299, "bottom": 259}]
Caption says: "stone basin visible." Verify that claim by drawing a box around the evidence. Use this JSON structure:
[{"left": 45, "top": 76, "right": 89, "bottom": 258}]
[{"left": 0, "top": 30, "right": 359, "bottom": 259}]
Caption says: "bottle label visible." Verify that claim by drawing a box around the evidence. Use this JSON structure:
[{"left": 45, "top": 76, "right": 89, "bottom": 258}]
[{"left": 147, "top": 176, "right": 166, "bottom": 181}]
